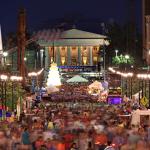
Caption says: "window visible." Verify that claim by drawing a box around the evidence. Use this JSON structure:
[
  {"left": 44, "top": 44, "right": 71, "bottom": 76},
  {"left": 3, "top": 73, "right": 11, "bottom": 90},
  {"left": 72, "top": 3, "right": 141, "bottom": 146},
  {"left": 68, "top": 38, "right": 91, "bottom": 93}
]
[
  {"left": 93, "top": 46, "right": 98, "bottom": 51},
  {"left": 61, "top": 57, "right": 65, "bottom": 65},
  {"left": 93, "top": 56, "right": 97, "bottom": 65},
  {"left": 83, "top": 57, "right": 87, "bottom": 65}
]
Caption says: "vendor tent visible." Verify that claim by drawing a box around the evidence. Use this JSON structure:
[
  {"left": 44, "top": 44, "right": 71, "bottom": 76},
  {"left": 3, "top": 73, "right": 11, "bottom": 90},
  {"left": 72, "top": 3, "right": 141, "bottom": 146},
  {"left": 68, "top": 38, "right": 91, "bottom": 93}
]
[
  {"left": 66, "top": 75, "right": 88, "bottom": 83},
  {"left": 89, "top": 81, "right": 103, "bottom": 90}
]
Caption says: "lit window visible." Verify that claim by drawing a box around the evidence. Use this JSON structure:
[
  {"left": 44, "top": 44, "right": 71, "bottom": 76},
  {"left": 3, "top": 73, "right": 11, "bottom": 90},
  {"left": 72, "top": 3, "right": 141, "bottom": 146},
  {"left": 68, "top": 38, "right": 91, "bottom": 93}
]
[
  {"left": 61, "top": 57, "right": 65, "bottom": 65},
  {"left": 93, "top": 57, "right": 97, "bottom": 62},
  {"left": 83, "top": 57, "right": 87, "bottom": 65}
]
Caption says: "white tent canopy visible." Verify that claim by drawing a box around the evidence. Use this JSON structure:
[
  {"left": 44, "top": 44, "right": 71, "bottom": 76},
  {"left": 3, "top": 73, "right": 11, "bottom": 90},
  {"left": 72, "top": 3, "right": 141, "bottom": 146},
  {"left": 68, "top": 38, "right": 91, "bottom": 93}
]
[
  {"left": 89, "top": 81, "right": 103, "bottom": 90},
  {"left": 66, "top": 75, "right": 88, "bottom": 83}
]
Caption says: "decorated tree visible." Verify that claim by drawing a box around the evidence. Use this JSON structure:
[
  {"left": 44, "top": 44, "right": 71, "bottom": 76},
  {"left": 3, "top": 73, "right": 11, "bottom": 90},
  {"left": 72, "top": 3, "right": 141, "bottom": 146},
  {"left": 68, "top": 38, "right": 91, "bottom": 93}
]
[{"left": 46, "top": 63, "right": 61, "bottom": 87}]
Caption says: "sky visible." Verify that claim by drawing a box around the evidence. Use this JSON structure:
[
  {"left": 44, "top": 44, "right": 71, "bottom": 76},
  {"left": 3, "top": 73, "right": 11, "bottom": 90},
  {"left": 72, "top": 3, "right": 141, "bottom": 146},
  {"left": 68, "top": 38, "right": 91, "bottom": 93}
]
[{"left": 0, "top": 0, "right": 142, "bottom": 36}]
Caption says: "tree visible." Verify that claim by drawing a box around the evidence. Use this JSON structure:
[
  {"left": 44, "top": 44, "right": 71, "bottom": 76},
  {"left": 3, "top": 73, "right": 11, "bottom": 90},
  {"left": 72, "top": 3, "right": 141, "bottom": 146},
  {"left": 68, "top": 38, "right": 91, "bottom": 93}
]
[
  {"left": 105, "top": 22, "right": 143, "bottom": 67},
  {"left": 0, "top": 81, "right": 25, "bottom": 111},
  {"left": 46, "top": 63, "right": 61, "bottom": 87},
  {"left": 112, "top": 55, "right": 134, "bottom": 66}
]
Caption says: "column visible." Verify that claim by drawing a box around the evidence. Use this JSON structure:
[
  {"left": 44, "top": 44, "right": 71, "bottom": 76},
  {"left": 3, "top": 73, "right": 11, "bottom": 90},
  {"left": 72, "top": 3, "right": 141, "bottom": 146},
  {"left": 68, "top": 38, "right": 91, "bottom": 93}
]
[
  {"left": 45, "top": 46, "right": 50, "bottom": 69},
  {"left": 40, "top": 50, "right": 44, "bottom": 68},
  {"left": 44, "top": 46, "right": 50, "bottom": 80},
  {"left": 57, "top": 47, "right": 61, "bottom": 66},
  {"left": 55, "top": 47, "right": 59, "bottom": 65},
  {"left": 55, "top": 47, "right": 58, "bottom": 65},
  {"left": 67, "top": 46, "right": 71, "bottom": 65},
  {"left": 89, "top": 46, "right": 93, "bottom": 66},
  {"left": 78, "top": 46, "right": 82, "bottom": 65}
]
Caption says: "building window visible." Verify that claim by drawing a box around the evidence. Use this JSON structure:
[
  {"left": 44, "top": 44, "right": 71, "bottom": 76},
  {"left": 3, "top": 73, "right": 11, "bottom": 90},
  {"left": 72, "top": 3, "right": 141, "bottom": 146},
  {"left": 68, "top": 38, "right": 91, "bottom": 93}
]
[
  {"left": 93, "top": 46, "right": 98, "bottom": 51},
  {"left": 93, "top": 56, "right": 97, "bottom": 65},
  {"left": 61, "top": 57, "right": 65, "bottom": 65},
  {"left": 83, "top": 57, "right": 87, "bottom": 65},
  {"left": 71, "top": 57, "right": 77, "bottom": 65}
]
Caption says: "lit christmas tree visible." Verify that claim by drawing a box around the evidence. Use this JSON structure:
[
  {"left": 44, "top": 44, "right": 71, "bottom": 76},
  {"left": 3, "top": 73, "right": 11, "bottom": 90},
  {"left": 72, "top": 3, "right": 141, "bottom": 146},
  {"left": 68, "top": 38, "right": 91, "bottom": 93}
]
[{"left": 46, "top": 63, "right": 61, "bottom": 87}]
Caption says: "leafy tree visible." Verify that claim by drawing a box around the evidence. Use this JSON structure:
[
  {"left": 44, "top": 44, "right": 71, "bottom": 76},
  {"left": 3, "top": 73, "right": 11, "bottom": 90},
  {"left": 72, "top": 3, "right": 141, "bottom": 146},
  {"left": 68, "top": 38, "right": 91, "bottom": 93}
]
[
  {"left": 0, "top": 80, "right": 25, "bottom": 111},
  {"left": 112, "top": 55, "right": 134, "bottom": 65}
]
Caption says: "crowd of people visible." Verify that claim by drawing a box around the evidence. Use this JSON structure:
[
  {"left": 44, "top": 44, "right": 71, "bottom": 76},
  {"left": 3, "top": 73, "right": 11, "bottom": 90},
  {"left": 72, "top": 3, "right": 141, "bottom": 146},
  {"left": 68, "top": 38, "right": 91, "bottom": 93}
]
[
  {"left": 0, "top": 101, "right": 150, "bottom": 150},
  {"left": 44, "top": 84, "right": 98, "bottom": 102}
]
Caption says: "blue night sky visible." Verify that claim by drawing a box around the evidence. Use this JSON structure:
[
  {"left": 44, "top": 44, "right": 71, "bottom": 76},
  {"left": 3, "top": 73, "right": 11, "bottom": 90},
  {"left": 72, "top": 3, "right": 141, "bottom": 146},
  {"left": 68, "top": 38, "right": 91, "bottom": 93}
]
[{"left": 0, "top": 0, "right": 142, "bottom": 35}]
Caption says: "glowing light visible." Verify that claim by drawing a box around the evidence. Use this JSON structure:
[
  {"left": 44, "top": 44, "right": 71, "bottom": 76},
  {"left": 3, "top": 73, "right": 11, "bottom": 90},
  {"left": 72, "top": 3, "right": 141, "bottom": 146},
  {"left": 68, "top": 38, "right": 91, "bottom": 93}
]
[
  {"left": 24, "top": 57, "right": 27, "bottom": 61},
  {"left": 28, "top": 68, "right": 44, "bottom": 77},
  {"left": 10, "top": 76, "right": 23, "bottom": 81},
  {"left": 125, "top": 54, "right": 129, "bottom": 59},
  {"left": 3, "top": 52, "right": 8, "bottom": 57},
  {"left": 0, "top": 75, "right": 8, "bottom": 80}
]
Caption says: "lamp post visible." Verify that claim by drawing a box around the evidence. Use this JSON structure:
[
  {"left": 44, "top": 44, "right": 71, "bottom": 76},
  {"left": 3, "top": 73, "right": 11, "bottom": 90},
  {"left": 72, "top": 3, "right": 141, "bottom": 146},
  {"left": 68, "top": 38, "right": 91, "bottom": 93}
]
[
  {"left": 40, "top": 49, "right": 44, "bottom": 68},
  {"left": 103, "top": 40, "right": 109, "bottom": 81},
  {"left": 2, "top": 52, "right": 8, "bottom": 67},
  {"left": 125, "top": 54, "right": 130, "bottom": 65},
  {"left": 115, "top": 49, "right": 118, "bottom": 57}
]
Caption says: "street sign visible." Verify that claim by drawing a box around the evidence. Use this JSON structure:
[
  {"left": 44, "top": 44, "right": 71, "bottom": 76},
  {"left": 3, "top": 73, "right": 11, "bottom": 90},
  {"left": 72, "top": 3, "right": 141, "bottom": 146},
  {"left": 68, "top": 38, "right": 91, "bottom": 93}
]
[{"left": 140, "top": 96, "right": 149, "bottom": 107}]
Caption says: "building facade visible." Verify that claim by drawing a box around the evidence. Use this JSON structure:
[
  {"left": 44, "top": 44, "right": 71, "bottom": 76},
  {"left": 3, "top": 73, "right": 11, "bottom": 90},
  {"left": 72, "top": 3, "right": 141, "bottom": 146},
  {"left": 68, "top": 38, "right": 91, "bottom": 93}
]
[
  {"left": 6, "top": 28, "right": 107, "bottom": 79},
  {"left": 34, "top": 28, "right": 107, "bottom": 70}
]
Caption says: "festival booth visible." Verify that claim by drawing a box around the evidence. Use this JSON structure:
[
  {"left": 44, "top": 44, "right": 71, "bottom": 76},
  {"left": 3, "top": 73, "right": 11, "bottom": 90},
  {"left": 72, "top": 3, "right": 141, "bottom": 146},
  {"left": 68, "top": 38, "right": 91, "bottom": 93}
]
[
  {"left": 88, "top": 81, "right": 108, "bottom": 101},
  {"left": 66, "top": 75, "right": 88, "bottom": 83},
  {"left": 88, "top": 81, "right": 103, "bottom": 95},
  {"left": 131, "top": 109, "right": 150, "bottom": 126}
]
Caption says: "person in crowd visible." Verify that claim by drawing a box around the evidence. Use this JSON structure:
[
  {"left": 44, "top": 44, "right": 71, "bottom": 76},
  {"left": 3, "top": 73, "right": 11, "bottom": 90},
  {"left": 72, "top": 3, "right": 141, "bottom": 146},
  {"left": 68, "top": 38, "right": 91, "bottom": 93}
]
[
  {"left": 70, "top": 142, "right": 78, "bottom": 150},
  {"left": 21, "top": 127, "right": 31, "bottom": 149}
]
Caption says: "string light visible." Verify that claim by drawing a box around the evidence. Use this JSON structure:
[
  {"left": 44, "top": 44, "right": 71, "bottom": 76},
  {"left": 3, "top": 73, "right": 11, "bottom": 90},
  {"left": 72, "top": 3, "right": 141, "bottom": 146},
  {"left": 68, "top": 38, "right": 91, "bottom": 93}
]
[
  {"left": 28, "top": 68, "right": 44, "bottom": 77},
  {"left": 137, "top": 74, "right": 150, "bottom": 79},
  {"left": 108, "top": 67, "right": 133, "bottom": 77}
]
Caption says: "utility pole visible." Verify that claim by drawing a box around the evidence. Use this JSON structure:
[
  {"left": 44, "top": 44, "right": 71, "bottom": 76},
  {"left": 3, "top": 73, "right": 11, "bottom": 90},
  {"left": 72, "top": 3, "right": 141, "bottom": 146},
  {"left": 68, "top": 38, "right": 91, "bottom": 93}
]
[{"left": 17, "top": 8, "right": 26, "bottom": 85}]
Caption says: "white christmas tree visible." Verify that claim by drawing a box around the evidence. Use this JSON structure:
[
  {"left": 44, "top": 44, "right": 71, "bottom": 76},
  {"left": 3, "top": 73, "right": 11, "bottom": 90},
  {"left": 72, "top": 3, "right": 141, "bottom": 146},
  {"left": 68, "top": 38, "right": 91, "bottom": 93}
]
[{"left": 46, "top": 63, "right": 61, "bottom": 87}]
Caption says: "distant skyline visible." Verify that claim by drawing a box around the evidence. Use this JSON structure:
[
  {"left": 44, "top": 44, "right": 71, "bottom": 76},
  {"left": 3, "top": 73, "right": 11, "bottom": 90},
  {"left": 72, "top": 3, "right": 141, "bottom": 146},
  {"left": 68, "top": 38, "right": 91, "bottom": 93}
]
[{"left": 0, "top": 0, "right": 142, "bottom": 36}]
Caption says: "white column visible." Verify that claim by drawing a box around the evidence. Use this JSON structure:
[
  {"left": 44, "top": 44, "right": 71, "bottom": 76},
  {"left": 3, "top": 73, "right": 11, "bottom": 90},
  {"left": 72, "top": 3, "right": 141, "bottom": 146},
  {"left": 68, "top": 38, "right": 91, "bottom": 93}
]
[
  {"left": 56, "top": 47, "right": 61, "bottom": 66},
  {"left": 40, "top": 49, "right": 44, "bottom": 68},
  {"left": 78, "top": 46, "right": 82, "bottom": 65},
  {"left": 89, "top": 46, "right": 93, "bottom": 66},
  {"left": 45, "top": 47, "right": 50, "bottom": 69},
  {"left": 67, "top": 46, "right": 71, "bottom": 65},
  {"left": 44, "top": 46, "right": 50, "bottom": 81}
]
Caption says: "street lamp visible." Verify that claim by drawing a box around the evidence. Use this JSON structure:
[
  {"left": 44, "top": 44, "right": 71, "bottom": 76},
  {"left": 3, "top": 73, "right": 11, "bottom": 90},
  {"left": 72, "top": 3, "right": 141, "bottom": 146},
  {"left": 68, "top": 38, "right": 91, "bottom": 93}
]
[
  {"left": 2, "top": 52, "right": 8, "bottom": 67},
  {"left": 24, "top": 57, "right": 27, "bottom": 61},
  {"left": 125, "top": 54, "right": 130, "bottom": 61},
  {"left": 115, "top": 50, "right": 118, "bottom": 57},
  {"left": 40, "top": 49, "right": 44, "bottom": 68},
  {"left": 103, "top": 39, "right": 110, "bottom": 81}
]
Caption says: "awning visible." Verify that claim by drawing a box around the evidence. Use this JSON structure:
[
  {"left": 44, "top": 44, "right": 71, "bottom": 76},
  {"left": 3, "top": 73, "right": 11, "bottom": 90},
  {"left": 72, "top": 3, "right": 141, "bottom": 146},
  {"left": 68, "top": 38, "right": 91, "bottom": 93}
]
[{"left": 66, "top": 75, "right": 88, "bottom": 83}]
